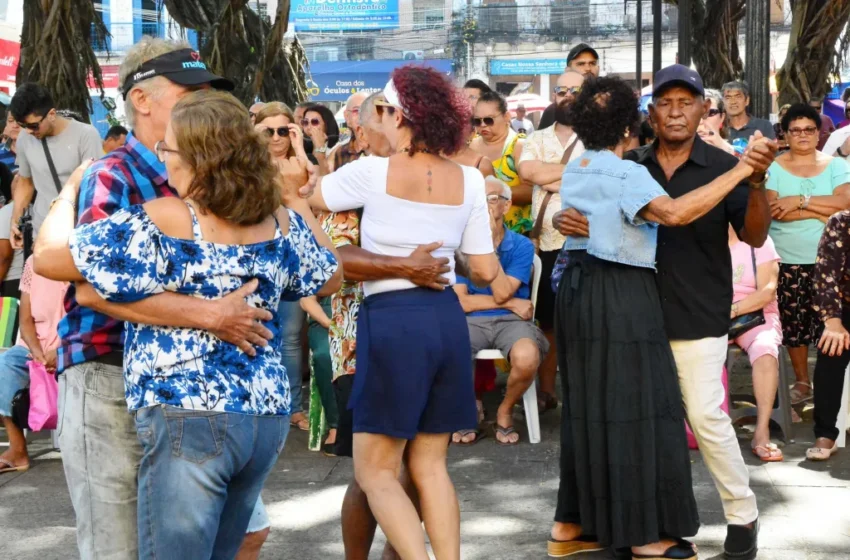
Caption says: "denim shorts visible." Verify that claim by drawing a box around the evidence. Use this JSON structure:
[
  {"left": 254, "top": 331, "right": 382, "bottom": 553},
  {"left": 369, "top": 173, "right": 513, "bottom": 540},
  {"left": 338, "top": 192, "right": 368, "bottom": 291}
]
[
  {"left": 246, "top": 497, "right": 270, "bottom": 533},
  {"left": 0, "top": 345, "right": 32, "bottom": 417}
]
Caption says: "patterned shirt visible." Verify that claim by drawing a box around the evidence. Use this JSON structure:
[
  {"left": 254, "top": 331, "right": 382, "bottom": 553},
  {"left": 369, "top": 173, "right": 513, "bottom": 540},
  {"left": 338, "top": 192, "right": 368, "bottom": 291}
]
[
  {"left": 519, "top": 126, "right": 585, "bottom": 252},
  {"left": 69, "top": 204, "right": 338, "bottom": 414},
  {"left": 813, "top": 210, "right": 850, "bottom": 321},
  {"left": 57, "top": 133, "right": 176, "bottom": 373},
  {"left": 0, "top": 145, "right": 17, "bottom": 174}
]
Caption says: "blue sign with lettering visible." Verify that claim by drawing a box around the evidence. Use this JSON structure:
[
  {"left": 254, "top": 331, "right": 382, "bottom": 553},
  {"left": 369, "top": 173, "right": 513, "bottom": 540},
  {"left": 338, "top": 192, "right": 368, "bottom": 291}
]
[
  {"left": 308, "top": 60, "right": 453, "bottom": 102},
  {"left": 489, "top": 59, "right": 566, "bottom": 76},
  {"left": 290, "top": 0, "right": 399, "bottom": 31}
]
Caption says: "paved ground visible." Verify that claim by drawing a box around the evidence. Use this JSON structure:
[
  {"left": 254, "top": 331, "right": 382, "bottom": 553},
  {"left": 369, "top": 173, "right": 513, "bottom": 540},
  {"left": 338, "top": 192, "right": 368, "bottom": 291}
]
[{"left": 2, "top": 365, "right": 849, "bottom": 559}]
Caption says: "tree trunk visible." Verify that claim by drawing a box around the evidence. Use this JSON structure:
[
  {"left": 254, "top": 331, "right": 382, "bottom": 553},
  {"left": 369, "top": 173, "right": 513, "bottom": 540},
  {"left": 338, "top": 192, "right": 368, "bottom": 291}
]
[
  {"left": 776, "top": 0, "right": 850, "bottom": 106},
  {"left": 17, "top": 0, "right": 108, "bottom": 122},
  {"left": 690, "top": 0, "right": 745, "bottom": 88},
  {"left": 255, "top": 0, "right": 309, "bottom": 107}
]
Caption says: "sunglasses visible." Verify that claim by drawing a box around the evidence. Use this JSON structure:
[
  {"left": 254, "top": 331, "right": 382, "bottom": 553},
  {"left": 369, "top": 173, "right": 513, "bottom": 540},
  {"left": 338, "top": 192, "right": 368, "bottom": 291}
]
[
  {"left": 554, "top": 86, "right": 582, "bottom": 98},
  {"left": 301, "top": 118, "right": 322, "bottom": 127},
  {"left": 17, "top": 114, "right": 46, "bottom": 132},
  {"left": 472, "top": 117, "right": 497, "bottom": 127},
  {"left": 706, "top": 108, "right": 722, "bottom": 117},
  {"left": 263, "top": 127, "right": 290, "bottom": 138},
  {"left": 486, "top": 194, "right": 510, "bottom": 204},
  {"left": 788, "top": 126, "right": 818, "bottom": 137}
]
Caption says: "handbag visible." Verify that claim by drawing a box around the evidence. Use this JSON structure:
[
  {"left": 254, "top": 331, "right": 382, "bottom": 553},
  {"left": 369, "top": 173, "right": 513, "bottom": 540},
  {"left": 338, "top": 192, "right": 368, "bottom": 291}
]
[
  {"left": 529, "top": 135, "right": 579, "bottom": 253},
  {"left": 27, "top": 360, "right": 58, "bottom": 431},
  {"left": 728, "top": 247, "right": 766, "bottom": 339}
]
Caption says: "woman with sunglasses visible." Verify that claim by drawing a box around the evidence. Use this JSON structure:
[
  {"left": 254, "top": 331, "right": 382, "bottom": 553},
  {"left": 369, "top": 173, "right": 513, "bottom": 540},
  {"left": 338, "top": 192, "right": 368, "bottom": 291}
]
[
  {"left": 766, "top": 103, "right": 850, "bottom": 417},
  {"left": 697, "top": 89, "right": 736, "bottom": 156},
  {"left": 34, "top": 90, "right": 342, "bottom": 557},
  {"left": 305, "top": 65, "right": 499, "bottom": 559},
  {"left": 470, "top": 91, "right": 534, "bottom": 233},
  {"left": 254, "top": 102, "right": 307, "bottom": 162},
  {"left": 301, "top": 104, "right": 340, "bottom": 175}
]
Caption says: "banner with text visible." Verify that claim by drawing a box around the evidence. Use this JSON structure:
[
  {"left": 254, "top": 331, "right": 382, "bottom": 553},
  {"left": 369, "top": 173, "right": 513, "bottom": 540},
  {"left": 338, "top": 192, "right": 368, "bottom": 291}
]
[
  {"left": 0, "top": 39, "right": 20, "bottom": 83},
  {"left": 308, "top": 59, "right": 452, "bottom": 102},
  {"left": 489, "top": 59, "right": 566, "bottom": 76},
  {"left": 291, "top": 0, "right": 399, "bottom": 31}
]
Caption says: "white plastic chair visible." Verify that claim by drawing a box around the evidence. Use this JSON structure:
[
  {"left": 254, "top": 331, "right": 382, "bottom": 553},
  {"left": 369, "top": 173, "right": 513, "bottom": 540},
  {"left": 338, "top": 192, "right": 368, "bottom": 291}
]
[{"left": 474, "top": 254, "right": 543, "bottom": 444}]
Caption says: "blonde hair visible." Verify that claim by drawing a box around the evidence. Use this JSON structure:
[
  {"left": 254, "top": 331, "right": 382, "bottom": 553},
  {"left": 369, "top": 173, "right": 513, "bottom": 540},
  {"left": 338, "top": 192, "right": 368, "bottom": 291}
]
[
  {"left": 119, "top": 37, "right": 191, "bottom": 127},
  {"left": 254, "top": 102, "right": 296, "bottom": 158}
]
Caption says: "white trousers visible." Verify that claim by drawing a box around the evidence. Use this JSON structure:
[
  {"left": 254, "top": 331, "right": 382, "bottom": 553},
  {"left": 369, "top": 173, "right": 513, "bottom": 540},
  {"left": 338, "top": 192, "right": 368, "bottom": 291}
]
[{"left": 670, "top": 336, "right": 759, "bottom": 525}]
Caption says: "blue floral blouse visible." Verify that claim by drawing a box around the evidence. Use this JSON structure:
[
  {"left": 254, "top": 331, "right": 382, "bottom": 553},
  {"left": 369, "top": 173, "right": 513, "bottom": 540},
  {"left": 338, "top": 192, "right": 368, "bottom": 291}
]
[{"left": 69, "top": 204, "right": 338, "bottom": 416}]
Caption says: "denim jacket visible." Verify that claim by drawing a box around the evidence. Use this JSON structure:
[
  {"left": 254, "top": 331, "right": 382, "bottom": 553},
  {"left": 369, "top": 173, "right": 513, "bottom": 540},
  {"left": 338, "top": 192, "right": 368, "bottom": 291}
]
[{"left": 560, "top": 150, "right": 667, "bottom": 270}]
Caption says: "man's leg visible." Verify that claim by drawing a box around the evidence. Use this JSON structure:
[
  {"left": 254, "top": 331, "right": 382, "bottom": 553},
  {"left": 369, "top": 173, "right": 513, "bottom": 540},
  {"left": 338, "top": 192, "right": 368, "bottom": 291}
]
[
  {"left": 496, "top": 338, "right": 540, "bottom": 444},
  {"left": 538, "top": 328, "right": 558, "bottom": 399},
  {"left": 279, "top": 299, "right": 307, "bottom": 428},
  {"left": 670, "top": 337, "right": 758, "bottom": 525},
  {"left": 236, "top": 498, "right": 271, "bottom": 560},
  {"left": 453, "top": 318, "right": 491, "bottom": 445},
  {"left": 59, "top": 362, "right": 143, "bottom": 558},
  {"left": 0, "top": 346, "right": 33, "bottom": 470}
]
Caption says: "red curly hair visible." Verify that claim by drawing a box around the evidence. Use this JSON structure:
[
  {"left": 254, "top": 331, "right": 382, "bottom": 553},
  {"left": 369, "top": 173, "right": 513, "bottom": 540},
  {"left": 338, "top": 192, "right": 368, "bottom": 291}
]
[{"left": 391, "top": 65, "right": 471, "bottom": 156}]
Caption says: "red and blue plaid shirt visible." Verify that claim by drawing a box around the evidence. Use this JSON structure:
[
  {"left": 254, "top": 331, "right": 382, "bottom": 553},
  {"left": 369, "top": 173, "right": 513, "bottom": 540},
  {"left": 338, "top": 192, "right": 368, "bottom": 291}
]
[{"left": 57, "top": 133, "right": 176, "bottom": 372}]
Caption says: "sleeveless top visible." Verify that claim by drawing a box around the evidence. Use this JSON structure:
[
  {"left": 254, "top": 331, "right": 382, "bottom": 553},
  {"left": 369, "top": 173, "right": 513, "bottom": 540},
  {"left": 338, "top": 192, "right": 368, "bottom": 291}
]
[{"left": 493, "top": 130, "right": 531, "bottom": 233}]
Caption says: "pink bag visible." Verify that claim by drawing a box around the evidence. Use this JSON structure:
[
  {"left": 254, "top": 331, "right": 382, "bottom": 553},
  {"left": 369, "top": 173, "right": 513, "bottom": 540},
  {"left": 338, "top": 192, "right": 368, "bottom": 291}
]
[
  {"left": 685, "top": 365, "right": 730, "bottom": 450},
  {"left": 28, "top": 360, "right": 58, "bottom": 431}
]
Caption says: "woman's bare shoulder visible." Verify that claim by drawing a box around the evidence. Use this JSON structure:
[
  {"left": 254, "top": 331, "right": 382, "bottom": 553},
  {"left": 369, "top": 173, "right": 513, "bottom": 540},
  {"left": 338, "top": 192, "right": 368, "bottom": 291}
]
[{"left": 142, "top": 197, "right": 194, "bottom": 240}]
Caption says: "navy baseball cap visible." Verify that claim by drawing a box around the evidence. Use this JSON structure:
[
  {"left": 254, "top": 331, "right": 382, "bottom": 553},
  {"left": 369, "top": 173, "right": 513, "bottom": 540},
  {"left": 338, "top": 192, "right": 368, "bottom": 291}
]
[
  {"left": 566, "top": 43, "right": 599, "bottom": 65},
  {"left": 120, "top": 49, "right": 234, "bottom": 99},
  {"left": 652, "top": 64, "right": 705, "bottom": 97}
]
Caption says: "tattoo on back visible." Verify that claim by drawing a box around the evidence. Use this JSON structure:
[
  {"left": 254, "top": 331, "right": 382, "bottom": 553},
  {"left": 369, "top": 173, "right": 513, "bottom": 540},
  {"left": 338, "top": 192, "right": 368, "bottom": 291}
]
[{"left": 427, "top": 167, "right": 433, "bottom": 194}]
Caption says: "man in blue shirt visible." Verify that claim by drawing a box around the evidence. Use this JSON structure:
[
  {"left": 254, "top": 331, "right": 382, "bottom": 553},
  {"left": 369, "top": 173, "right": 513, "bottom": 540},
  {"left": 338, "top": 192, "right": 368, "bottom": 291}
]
[{"left": 454, "top": 176, "right": 549, "bottom": 445}]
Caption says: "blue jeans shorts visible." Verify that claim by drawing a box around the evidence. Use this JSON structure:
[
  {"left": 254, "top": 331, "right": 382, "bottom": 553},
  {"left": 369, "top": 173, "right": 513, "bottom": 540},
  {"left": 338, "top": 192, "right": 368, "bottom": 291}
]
[{"left": 0, "top": 345, "right": 31, "bottom": 417}]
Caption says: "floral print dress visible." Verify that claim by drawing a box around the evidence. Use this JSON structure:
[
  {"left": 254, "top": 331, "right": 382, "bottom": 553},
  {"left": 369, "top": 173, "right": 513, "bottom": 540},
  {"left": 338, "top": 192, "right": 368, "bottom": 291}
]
[{"left": 69, "top": 203, "right": 338, "bottom": 416}]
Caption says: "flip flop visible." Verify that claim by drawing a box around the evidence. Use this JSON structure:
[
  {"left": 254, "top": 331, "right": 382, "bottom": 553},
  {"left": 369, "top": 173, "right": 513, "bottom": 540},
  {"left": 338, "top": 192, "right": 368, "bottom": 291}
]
[
  {"left": 547, "top": 534, "right": 603, "bottom": 557},
  {"left": 752, "top": 442, "right": 784, "bottom": 462},
  {"left": 0, "top": 458, "right": 30, "bottom": 474},
  {"left": 789, "top": 381, "right": 813, "bottom": 405},
  {"left": 452, "top": 429, "right": 486, "bottom": 446},
  {"left": 290, "top": 416, "right": 309, "bottom": 431},
  {"left": 494, "top": 423, "right": 520, "bottom": 446},
  {"left": 537, "top": 392, "right": 559, "bottom": 415}
]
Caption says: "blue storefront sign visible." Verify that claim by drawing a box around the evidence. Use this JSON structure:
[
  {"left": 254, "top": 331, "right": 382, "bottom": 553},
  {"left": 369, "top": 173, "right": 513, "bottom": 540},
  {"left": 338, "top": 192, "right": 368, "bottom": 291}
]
[
  {"left": 490, "top": 59, "right": 566, "bottom": 76},
  {"left": 308, "top": 59, "right": 453, "bottom": 102},
  {"left": 290, "top": 0, "right": 399, "bottom": 31}
]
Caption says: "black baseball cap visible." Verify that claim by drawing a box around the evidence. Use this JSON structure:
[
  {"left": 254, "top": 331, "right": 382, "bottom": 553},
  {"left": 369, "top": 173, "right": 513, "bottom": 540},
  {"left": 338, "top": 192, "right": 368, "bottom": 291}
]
[
  {"left": 566, "top": 43, "right": 599, "bottom": 65},
  {"left": 652, "top": 64, "right": 705, "bottom": 97},
  {"left": 120, "top": 48, "right": 234, "bottom": 99}
]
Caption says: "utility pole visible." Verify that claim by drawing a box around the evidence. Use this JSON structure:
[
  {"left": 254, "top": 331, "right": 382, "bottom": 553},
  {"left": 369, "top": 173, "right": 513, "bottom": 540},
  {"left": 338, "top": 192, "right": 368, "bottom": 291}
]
[
  {"left": 678, "top": 0, "right": 691, "bottom": 67},
  {"left": 636, "top": 0, "right": 642, "bottom": 88},
  {"left": 745, "top": 0, "right": 771, "bottom": 118},
  {"left": 652, "top": 0, "right": 661, "bottom": 79}
]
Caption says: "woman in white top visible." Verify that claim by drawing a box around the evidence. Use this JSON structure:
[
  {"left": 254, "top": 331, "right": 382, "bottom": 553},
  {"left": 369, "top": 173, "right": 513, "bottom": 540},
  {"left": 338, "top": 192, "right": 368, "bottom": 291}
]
[{"left": 306, "top": 67, "right": 499, "bottom": 560}]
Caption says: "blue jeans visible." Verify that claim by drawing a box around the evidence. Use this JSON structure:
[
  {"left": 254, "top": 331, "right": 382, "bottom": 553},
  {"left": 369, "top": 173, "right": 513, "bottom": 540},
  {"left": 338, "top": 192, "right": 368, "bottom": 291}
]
[
  {"left": 279, "top": 299, "right": 305, "bottom": 414},
  {"left": 134, "top": 405, "right": 289, "bottom": 559},
  {"left": 0, "top": 345, "right": 31, "bottom": 417}
]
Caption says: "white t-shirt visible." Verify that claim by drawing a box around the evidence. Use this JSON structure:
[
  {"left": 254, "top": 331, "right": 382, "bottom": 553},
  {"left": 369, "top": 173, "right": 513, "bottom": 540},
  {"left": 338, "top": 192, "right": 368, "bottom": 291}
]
[
  {"left": 0, "top": 202, "right": 24, "bottom": 282},
  {"left": 321, "top": 156, "right": 494, "bottom": 296},
  {"left": 511, "top": 118, "right": 534, "bottom": 134},
  {"left": 823, "top": 126, "right": 850, "bottom": 159}
]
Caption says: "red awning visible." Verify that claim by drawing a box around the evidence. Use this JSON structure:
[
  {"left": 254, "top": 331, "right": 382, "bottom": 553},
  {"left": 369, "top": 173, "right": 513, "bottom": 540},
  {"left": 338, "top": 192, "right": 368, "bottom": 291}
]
[{"left": 87, "top": 65, "right": 120, "bottom": 89}]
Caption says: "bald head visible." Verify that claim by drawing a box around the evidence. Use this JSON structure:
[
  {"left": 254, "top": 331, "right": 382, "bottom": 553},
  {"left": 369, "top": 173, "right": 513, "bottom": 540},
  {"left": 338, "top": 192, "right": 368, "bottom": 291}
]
[{"left": 344, "top": 92, "right": 368, "bottom": 129}]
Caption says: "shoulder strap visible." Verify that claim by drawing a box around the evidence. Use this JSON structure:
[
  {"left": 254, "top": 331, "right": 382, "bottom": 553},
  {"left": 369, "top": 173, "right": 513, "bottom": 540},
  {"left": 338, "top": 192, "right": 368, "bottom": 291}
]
[
  {"left": 530, "top": 135, "right": 579, "bottom": 242},
  {"left": 750, "top": 246, "right": 758, "bottom": 290},
  {"left": 184, "top": 201, "right": 203, "bottom": 241},
  {"left": 559, "top": 135, "right": 579, "bottom": 165},
  {"left": 41, "top": 137, "right": 62, "bottom": 195}
]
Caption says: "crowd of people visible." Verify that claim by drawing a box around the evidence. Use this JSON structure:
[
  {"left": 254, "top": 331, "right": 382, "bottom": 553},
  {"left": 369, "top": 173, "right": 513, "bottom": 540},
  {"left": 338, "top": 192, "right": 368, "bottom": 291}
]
[{"left": 0, "top": 33, "right": 847, "bottom": 560}]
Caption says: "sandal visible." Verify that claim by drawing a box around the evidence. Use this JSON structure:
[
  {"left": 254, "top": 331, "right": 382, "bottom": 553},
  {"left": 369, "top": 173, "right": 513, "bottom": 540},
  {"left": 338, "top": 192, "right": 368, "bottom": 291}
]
[
  {"left": 547, "top": 534, "right": 603, "bottom": 557},
  {"left": 537, "top": 392, "right": 559, "bottom": 415},
  {"left": 0, "top": 458, "right": 30, "bottom": 474},
  {"left": 290, "top": 415, "right": 309, "bottom": 431},
  {"left": 752, "top": 442, "right": 784, "bottom": 462},
  {"left": 322, "top": 441, "right": 337, "bottom": 457},
  {"left": 789, "top": 381, "right": 813, "bottom": 405},
  {"left": 632, "top": 538, "right": 696, "bottom": 559},
  {"left": 806, "top": 441, "right": 838, "bottom": 461},
  {"left": 452, "top": 428, "right": 486, "bottom": 446},
  {"left": 494, "top": 423, "right": 520, "bottom": 446}
]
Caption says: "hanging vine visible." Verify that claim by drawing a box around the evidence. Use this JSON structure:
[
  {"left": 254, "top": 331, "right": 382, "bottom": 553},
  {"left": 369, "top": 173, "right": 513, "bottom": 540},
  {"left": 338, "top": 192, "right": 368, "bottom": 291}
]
[{"left": 17, "top": 0, "right": 109, "bottom": 122}]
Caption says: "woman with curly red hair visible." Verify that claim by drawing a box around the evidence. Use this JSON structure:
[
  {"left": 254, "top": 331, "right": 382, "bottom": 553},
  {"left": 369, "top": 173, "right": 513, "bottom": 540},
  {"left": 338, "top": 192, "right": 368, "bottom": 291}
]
[{"left": 306, "top": 65, "right": 500, "bottom": 559}]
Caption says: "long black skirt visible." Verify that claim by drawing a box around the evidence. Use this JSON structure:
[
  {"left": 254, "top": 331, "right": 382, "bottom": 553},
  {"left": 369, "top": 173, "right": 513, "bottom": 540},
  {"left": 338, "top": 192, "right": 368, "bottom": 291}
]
[{"left": 553, "top": 252, "right": 699, "bottom": 548}]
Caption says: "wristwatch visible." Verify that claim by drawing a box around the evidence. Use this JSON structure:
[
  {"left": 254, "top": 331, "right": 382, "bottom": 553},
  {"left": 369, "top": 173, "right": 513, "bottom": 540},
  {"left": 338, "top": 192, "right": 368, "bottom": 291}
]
[{"left": 314, "top": 144, "right": 329, "bottom": 154}]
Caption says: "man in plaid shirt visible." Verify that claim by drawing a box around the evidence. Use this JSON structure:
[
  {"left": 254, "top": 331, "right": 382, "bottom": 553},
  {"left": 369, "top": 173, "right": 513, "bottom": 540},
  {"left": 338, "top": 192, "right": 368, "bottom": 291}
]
[{"left": 47, "top": 38, "right": 274, "bottom": 559}]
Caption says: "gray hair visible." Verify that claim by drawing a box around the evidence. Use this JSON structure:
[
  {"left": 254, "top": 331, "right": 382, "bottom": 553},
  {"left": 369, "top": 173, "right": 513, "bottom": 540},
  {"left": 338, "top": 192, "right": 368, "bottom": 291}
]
[
  {"left": 721, "top": 81, "right": 750, "bottom": 99},
  {"left": 359, "top": 92, "right": 382, "bottom": 127},
  {"left": 485, "top": 176, "right": 512, "bottom": 199},
  {"left": 704, "top": 88, "right": 725, "bottom": 113},
  {"left": 119, "top": 37, "right": 191, "bottom": 127}
]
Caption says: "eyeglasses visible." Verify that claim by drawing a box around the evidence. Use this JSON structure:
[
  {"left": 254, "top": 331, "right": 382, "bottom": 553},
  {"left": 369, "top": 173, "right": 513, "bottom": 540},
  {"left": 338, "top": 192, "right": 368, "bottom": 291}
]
[
  {"left": 248, "top": 111, "right": 257, "bottom": 119},
  {"left": 554, "top": 86, "right": 581, "bottom": 98},
  {"left": 705, "top": 108, "right": 722, "bottom": 117},
  {"left": 788, "top": 126, "right": 818, "bottom": 137},
  {"left": 154, "top": 140, "right": 180, "bottom": 162},
  {"left": 262, "top": 127, "right": 290, "bottom": 138},
  {"left": 486, "top": 194, "right": 510, "bottom": 204},
  {"left": 472, "top": 117, "right": 497, "bottom": 127},
  {"left": 301, "top": 118, "right": 321, "bottom": 127},
  {"left": 17, "top": 115, "right": 46, "bottom": 132}
]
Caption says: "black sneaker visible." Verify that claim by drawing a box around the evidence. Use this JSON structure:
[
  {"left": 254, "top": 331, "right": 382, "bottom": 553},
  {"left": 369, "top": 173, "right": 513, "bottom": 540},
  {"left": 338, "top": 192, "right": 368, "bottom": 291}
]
[{"left": 724, "top": 517, "right": 759, "bottom": 559}]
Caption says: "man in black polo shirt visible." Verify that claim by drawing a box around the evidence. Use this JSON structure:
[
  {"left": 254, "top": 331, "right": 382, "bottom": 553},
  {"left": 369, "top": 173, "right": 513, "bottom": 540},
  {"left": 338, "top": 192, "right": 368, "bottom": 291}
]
[{"left": 554, "top": 64, "right": 777, "bottom": 560}]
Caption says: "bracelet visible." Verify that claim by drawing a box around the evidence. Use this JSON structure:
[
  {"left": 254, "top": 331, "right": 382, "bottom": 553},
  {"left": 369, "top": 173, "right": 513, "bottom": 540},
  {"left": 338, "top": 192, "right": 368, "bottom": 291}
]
[
  {"left": 50, "top": 196, "right": 76, "bottom": 212},
  {"left": 799, "top": 195, "right": 804, "bottom": 210}
]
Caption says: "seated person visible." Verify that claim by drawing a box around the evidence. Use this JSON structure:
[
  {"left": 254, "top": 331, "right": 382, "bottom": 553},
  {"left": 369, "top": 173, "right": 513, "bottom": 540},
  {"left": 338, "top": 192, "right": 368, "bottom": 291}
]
[
  {"left": 729, "top": 225, "right": 783, "bottom": 462},
  {"left": 453, "top": 177, "right": 549, "bottom": 446},
  {"left": 0, "top": 256, "right": 68, "bottom": 474}
]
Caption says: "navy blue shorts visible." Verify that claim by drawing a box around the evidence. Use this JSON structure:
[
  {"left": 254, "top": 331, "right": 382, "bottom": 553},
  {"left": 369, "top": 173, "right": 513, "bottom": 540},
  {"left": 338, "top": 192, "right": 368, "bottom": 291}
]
[{"left": 349, "top": 288, "right": 477, "bottom": 439}]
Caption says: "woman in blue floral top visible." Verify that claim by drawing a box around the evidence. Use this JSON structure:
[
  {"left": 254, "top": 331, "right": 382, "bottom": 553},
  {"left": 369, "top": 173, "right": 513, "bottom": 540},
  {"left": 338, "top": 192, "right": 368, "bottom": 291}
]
[{"left": 34, "top": 91, "right": 342, "bottom": 558}]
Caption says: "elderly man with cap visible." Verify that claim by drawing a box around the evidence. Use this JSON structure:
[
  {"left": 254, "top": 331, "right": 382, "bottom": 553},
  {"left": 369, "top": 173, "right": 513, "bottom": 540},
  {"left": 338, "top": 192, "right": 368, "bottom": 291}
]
[
  {"left": 36, "top": 37, "right": 276, "bottom": 559},
  {"left": 554, "top": 64, "right": 777, "bottom": 560},
  {"left": 538, "top": 43, "right": 599, "bottom": 130}
]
